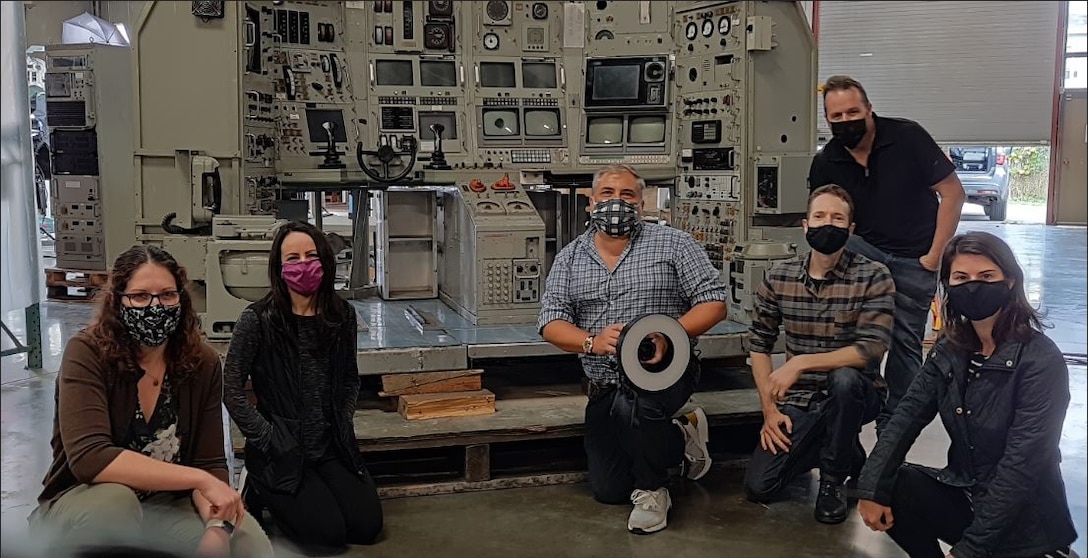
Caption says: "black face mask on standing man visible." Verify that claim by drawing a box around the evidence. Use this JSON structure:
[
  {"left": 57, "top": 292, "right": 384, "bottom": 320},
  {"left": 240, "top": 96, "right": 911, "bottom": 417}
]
[{"left": 830, "top": 118, "right": 868, "bottom": 150}]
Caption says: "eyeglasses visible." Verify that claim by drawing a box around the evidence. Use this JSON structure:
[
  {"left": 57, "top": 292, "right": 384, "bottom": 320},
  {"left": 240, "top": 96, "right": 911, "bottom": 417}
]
[{"left": 118, "top": 291, "right": 182, "bottom": 308}]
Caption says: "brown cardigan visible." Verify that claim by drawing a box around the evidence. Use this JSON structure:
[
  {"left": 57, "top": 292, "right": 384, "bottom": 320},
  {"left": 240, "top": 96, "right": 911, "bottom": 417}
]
[{"left": 37, "top": 334, "right": 230, "bottom": 507}]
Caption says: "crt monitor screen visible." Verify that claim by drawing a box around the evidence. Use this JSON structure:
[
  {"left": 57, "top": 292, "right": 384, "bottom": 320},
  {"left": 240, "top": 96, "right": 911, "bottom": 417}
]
[
  {"left": 420, "top": 61, "right": 457, "bottom": 87},
  {"left": 522, "top": 62, "right": 557, "bottom": 88},
  {"left": 524, "top": 109, "right": 560, "bottom": 136},
  {"left": 628, "top": 116, "right": 666, "bottom": 143},
  {"left": 375, "top": 59, "right": 414, "bottom": 86},
  {"left": 585, "top": 116, "right": 623, "bottom": 144},
  {"left": 480, "top": 62, "right": 516, "bottom": 88},
  {"left": 482, "top": 109, "right": 520, "bottom": 136},
  {"left": 418, "top": 112, "right": 458, "bottom": 140},
  {"left": 591, "top": 65, "right": 640, "bottom": 100},
  {"left": 305, "top": 109, "right": 348, "bottom": 143}
]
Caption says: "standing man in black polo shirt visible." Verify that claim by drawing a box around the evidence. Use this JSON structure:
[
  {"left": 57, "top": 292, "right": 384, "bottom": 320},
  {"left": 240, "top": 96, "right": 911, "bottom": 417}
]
[{"left": 808, "top": 75, "right": 965, "bottom": 428}]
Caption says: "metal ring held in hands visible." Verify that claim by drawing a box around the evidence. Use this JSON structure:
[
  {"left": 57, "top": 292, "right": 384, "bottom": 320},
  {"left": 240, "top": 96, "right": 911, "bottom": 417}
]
[{"left": 615, "top": 314, "right": 691, "bottom": 393}]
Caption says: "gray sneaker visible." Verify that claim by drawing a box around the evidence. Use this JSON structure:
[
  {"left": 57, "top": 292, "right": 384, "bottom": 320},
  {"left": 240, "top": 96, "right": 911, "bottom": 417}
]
[
  {"left": 675, "top": 407, "right": 711, "bottom": 480},
  {"left": 628, "top": 488, "right": 672, "bottom": 534}
]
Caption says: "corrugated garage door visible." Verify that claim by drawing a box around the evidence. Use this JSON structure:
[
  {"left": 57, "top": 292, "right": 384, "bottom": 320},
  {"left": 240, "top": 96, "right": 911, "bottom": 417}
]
[{"left": 817, "top": 1, "right": 1061, "bottom": 144}]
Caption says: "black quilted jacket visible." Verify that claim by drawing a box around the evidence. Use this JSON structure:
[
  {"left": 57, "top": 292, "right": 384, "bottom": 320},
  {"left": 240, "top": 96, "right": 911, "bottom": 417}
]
[{"left": 856, "top": 332, "right": 1077, "bottom": 558}]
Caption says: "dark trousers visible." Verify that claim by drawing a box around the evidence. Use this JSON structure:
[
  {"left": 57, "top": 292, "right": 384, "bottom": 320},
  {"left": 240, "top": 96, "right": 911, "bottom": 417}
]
[
  {"left": 744, "top": 367, "right": 882, "bottom": 500},
  {"left": 583, "top": 364, "right": 697, "bottom": 505},
  {"left": 846, "top": 235, "right": 938, "bottom": 426},
  {"left": 251, "top": 455, "right": 383, "bottom": 556},
  {"left": 885, "top": 464, "right": 976, "bottom": 558},
  {"left": 887, "top": 464, "right": 1075, "bottom": 558}
]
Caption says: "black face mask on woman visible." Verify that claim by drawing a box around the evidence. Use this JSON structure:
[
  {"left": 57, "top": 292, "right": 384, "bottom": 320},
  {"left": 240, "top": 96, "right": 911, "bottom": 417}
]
[
  {"left": 121, "top": 304, "right": 182, "bottom": 347},
  {"left": 947, "top": 280, "right": 1012, "bottom": 321}
]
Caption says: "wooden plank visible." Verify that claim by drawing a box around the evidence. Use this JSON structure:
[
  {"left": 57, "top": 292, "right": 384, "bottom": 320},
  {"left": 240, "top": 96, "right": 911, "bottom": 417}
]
[
  {"left": 231, "top": 389, "right": 762, "bottom": 453},
  {"left": 377, "top": 472, "right": 589, "bottom": 499},
  {"left": 380, "top": 369, "right": 483, "bottom": 397},
  {"left": 397, "top": 389, "right": 497, "bottom": 420},
  {"left": 44, "top": 268, "right": 109, "bottom": 288},
  {"left": 464, "top": 444, "right": 491, "bottom": 482}
]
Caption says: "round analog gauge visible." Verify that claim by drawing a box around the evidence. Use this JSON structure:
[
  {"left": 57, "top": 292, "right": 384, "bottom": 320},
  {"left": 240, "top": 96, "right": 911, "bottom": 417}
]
[
  {"left": 426, "top": 25, "right": 447, "bottom": 46},
  {"left": 531, "top": 2, "right": 548, "bottom": 20},
  {"left": 483, "top": 32, "right": 500, "bottom": 50},
  {"left": 486, "top": 0, "right": 509, "bottom": 22},
  {"left": 718, "top": 16, "right": 731, "bottom": 35},
  {"left": 701, "top": 19, "right": 714, "bottom": 37},
  {"left": 685, "top": 22, "right": 698, "bottom": 40},
  {"left": 428, "top": 0, "right": 452, "bottom": 15}
]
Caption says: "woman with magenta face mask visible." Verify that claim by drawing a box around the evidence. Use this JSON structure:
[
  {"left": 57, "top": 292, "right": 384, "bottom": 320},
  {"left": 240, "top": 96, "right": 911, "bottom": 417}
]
[
  {"left": 854, "top": 231, "right": 1077, "bottom": 558},
  {"left": 223, "top": 221, "right": 383, "bottom": 555}
]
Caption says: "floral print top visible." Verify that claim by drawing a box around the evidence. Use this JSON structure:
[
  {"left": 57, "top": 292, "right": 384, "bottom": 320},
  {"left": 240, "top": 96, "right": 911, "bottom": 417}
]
[{"left": 125, "top": 375, "right": 181, "bottom": 500}]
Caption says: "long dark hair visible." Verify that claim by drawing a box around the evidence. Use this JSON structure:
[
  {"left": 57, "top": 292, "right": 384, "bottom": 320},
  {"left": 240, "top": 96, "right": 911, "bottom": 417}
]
[
  {"left": 263, "top": 221, "right": 346, "bottom": 333},
  {"left": 939, "top": 231, "right": 1045, "bottom": 350},
  {"left": 83, "top": 245, "right": 204, "bottom": 381}
]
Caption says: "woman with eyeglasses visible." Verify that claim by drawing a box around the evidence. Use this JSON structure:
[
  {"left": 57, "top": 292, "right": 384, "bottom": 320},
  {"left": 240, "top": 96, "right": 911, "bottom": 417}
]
[
  {"left": 223, "top": 221, "right": 382, "bottom": 556},
  {"left": 855, "top": 231, "right": 1077, "bottom": 558},
  {"left": 30, "top": 245, "right": 273, "bottom": 557}
]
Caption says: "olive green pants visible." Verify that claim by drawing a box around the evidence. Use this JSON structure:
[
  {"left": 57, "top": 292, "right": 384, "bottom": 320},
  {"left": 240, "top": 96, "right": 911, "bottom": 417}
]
[{"left": 30, "top": 483, "right": 274, "bottom": 557}]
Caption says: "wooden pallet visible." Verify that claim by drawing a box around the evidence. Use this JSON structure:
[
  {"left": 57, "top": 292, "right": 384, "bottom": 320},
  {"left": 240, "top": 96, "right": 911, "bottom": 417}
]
[
  {"left": 44, "top": 267, "right": 109, "bottom": 301},
  {"left": 231, "top": 387, "right": 763, "bottom": 498}
]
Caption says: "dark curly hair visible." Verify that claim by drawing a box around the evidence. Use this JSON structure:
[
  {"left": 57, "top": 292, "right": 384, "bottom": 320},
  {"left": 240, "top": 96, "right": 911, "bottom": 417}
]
[{"left": 82, "top": 245, "right": 205, "bottom": 382}]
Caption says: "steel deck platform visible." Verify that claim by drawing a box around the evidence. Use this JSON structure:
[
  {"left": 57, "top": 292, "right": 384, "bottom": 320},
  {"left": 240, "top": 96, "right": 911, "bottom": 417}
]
[{"left": 340, "top": 299, "right": 752, "bottom": 375}]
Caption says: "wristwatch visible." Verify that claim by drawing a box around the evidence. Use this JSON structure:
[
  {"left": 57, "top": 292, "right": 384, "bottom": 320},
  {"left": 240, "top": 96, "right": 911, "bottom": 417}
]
[
  {"left": 583, "top": 335, "right": 595, "bottom": 355},
  {"left": 205, "top": 519, "right": 235, "bottom": 537}
]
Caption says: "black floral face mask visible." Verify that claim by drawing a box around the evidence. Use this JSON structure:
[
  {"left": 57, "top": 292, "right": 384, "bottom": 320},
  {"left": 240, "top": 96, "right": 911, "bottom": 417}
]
[{"left": 121, "top": 304, "right": 182, "bottom": 347}]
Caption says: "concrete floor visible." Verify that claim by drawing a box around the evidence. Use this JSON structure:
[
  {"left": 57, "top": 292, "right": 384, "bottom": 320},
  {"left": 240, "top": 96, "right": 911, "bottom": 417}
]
[{"left": 2, "top": 222, "right": 1084, "bottom": 558}]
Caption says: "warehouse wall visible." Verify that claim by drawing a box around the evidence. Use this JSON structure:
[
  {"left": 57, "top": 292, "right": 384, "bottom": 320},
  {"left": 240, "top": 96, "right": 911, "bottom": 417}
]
[{"left": 23, "top": 1, "right": 93, "bottom": 47}]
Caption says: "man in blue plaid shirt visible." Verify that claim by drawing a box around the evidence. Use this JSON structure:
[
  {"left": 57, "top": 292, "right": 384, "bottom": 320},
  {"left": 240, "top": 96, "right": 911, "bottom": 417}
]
[{"left": 537, "top": 164, "right": 728, "bottom": 534}]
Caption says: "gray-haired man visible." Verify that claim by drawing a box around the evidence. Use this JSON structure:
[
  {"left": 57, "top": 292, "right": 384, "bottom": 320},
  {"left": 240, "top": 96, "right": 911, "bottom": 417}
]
[{"left": 538, "top": 164, "right": 728, "bottom": 534}]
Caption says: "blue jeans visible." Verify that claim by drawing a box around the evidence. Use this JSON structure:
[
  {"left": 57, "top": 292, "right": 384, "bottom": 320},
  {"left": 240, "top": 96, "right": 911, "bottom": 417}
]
[{"left": 846, "top": 235, "right": 938, "bottom": 427}]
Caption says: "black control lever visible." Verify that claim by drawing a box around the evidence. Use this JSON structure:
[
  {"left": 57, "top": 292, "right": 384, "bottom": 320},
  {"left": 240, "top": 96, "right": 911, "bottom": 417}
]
[
  {"left": 356, "top": 135, "right": 418, "bottom": 183},
  {"left": 425, "top": 123, "right": 451, "bottom": 170},
  {"left": 309, "top": 121, "right": 347, "bottom": 169}
]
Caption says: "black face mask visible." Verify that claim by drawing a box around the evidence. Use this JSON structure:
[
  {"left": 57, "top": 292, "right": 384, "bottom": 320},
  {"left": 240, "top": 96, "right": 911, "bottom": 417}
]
[
  {"left": 947, "top": 280, "right": 1011, "bottom": 321},
  {"left": 830, "top": 118, "right": 868, "bottom": 150},
  {"left": 121, "top": 304, "right": 182, "bottom": 347},
  {"left": 806, "top": 225, "right": 850, "bottom": 255}
]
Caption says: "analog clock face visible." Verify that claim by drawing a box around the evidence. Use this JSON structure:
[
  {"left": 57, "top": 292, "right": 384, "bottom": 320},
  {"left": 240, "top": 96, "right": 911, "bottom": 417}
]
[{"left": 483, "top": 32, "right": 500, "bottom": 50}]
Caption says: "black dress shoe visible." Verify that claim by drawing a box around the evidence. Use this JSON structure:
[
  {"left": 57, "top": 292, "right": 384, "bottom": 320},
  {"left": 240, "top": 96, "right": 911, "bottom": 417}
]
[{"left": 815, "top": 480, "right": 848, "bottom": 524}]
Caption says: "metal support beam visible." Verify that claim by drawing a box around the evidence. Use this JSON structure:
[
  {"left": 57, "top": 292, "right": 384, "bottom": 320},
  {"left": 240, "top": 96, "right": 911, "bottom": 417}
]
[
  {"left": 345, "top": 188, "right": 377, "bottom": 298},
  {"left": 0, "top": 304, "right": 43, "bottom": 370}
]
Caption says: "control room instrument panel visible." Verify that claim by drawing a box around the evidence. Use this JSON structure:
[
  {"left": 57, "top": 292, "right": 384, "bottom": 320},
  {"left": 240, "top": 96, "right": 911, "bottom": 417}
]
[
  {"left": 117, "top": 0, "right": 816, "bottom": 300},
  {"left": 230, "top": 0, "right": 811, "bottom": 183}
]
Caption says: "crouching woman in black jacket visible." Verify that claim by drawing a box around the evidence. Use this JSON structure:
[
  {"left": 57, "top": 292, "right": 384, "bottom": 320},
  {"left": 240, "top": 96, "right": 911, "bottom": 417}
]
[
  {"left": 224, "top": 221, "right": 383, "bottom": 556},
  {"left": 855, "top": 231, "right": 1077, "bottom": 558}
]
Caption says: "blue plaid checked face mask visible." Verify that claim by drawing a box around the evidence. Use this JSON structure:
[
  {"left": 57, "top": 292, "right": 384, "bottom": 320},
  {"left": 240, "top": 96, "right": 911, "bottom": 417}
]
[{"left": 591, "top": 199, "right": 641, "bottom": 237}]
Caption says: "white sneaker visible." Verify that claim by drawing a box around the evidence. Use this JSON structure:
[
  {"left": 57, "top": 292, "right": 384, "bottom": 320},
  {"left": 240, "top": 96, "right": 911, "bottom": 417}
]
[
  {"left": 675, "top": 407, "right": 711, "bottom": 480},
  {"left": 628, "top": 487, "right": 672, "bottom": 534}
]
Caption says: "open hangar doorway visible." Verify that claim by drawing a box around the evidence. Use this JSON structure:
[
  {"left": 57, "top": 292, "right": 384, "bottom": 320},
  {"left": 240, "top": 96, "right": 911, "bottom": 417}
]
[{"left": 813, "top": 1, "right": 1086, "bottom": 225}]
